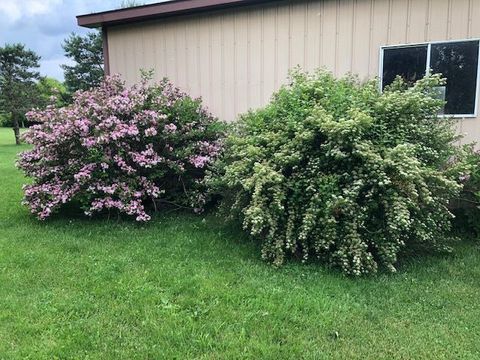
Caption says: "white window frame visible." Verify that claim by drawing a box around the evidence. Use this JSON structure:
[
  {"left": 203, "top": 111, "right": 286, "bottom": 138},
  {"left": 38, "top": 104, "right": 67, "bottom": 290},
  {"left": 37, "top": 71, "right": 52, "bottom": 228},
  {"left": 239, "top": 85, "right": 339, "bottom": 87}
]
[{"left": 379, "top": 38, "right": 480, "bottom": 118}]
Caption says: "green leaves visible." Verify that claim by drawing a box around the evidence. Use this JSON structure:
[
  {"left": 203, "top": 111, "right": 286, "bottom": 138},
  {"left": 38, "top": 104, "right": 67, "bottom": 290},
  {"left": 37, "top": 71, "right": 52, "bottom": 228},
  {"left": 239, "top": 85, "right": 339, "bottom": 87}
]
[{"left": 61, "top": 31, "right": 104, "bottom": 94}]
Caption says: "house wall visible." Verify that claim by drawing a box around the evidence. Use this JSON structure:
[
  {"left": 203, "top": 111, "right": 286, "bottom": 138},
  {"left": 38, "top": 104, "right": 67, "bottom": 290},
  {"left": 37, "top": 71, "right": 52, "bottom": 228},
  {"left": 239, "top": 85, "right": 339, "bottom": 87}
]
[{"left": 106, "top": 0, "right": 480, "bottom": 144}]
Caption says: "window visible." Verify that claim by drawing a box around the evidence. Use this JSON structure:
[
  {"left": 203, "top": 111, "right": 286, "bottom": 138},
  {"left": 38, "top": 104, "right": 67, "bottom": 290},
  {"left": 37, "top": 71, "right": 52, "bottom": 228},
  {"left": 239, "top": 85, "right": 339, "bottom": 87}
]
[
  {"left": 381, "top": 40, "right": 480, "bottom": 116},
  {"left": 382, "top": 45, "right": 428, "bottom": 89}
]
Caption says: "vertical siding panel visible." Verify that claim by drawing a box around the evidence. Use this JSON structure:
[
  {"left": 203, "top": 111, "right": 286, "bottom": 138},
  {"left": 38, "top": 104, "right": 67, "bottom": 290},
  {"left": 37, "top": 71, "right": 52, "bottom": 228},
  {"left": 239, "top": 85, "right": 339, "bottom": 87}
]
[
  {"left": 234, "top": 10, "right": 249, "bottom": 116},
  {"left": 369, "top": 0, "right": 389, "bottom": 76},
  {"left": 260, "top": 7, "right": 265, "bottom": 106},
  {"left": 262, "top": 5, "right": 277, "bottom": 104},
  {"left": 222, "top": 12, "right": 236, "bottom": 121},
  {"left": 210, "top": 15, "right": 223, "bottom": 118},
  {"left": 165, "top": 22, "right": 177, "bottom": 84},
  {"left": 198, "top": 17, "right": 211, "bottom": 108},
  {"left": 386, "top": 0, "right": 393, "bottom": 43},
  {"left": 124, "top": 28, "right": 136, "bottom": 84},
  {"left": 185, "top": 19, "right": 198, "bottom": 95},
  {"left": 175, "top": 22, "right": 187, "bottom": 88},
  {"left": 134, "top": 26, "right": 144, "bottom": 83},
  {"left": 319, "top": 0, "right": 325, "bottom": 70},
  {"left": 120, "top": 28, "right": 131, "bottom": 82},
  {"left": 407, "top": 0, "right": 429, "bottom": 43},
  {"left": 334, "top": 0, "right": 340, "bottom": 75},
  {"left": 305, "top": 0, "right": 322, "bottom": 72},
  {"left": 353, "top": 0, "right": 373, "bottom": 78},
  {"left": 143, "top": 25, "right": 156, "bottom": 76},
  {"left": 274, "top": 5, "right": 279, "bottom": 89},
  {"left": 108, "top": 28, "right": 120, "bottom": 76},
  {"left": 152, "top": 23, "right": 165, "bottom": 80},
  {"left": 467, "top": 0, "right": 474, "bottom": 38},
  {"left": 276, "top": 3, "right": 290, "bottom": 86},
  {"left": 470, "top": 0, "right": 480, "bottom": 37},
  {"left": 389, "top": 0, "right": 409, "bottom": 44},
  {"left": 336, "top": 0, "right": 354, "bottom": 76},
  {"left": 196, "top": 18, "right": 204, "bottom": 97},
  {"left": 303, "top": 1, "right": 310, "bottom": 71},
  {"left": 321, "top": 0, "right": 337, "bottom": 73},
  {"left": 246, "top": 10, "right": 251, "bottom": 110},
  {"left": 367, "top": 0, "right": 376, "bottom": 76},
  {"left": 140, "top": 27, "right": 148, "bottom": 75},
  {"left": 220, "top": 14, "right": 226, "bottom": 120},
  {"left": 232, "top": 13, "right": 238, "bottom": 116},
  {"left": 248, "top": 9, "right": 263, "bottom": 111},
  {"left": 208, "top": 20, "right": 214, "bottom": 107},
  {"left": 144, "top": 26, "right": 155, "bottom": 78},
  {"left": 446, "top": 0, "right": 452, "bottom": 39},
  {"left": 290, "top": 1, "right": 306, "bottom": 69},
  {"left": 115, "top": 29, "right": 125, "bottom": 76},
  {"left": 428, "top": 0, "right": 449, "bottom": 41},
  {"left": 219, "top": 15, "right": 227, "bottom": 120},
  {"left": 126, "top": 27, "right": 136, "bottom": 82},
  {"left": 107, "top": 32, "right": 116, "bottom": 75},
  {"left": 350, "top": 0, "right": 357, "bottom": 72},
  {"left": 207, "top": 17, "right": 214, "bottom": 107},
  {"left": 449, "top": 0, "right": 470, "bottom": 39},
  {"left": 151, "top": 23, "right": 161, "bottom": 80},
  {"left": 162, "top": 22, "right": 169, "bottom": 80},
  {"left": 405, "top": 0, "right": 411, "bottom": 43},
  {"left": 162, "top": 23, "right": 169, "bottom": 81}
]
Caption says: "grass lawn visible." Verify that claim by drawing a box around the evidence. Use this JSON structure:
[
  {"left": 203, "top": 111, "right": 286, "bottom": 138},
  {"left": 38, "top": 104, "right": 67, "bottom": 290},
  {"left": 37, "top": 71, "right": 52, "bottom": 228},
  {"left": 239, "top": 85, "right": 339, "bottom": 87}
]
[{"left": 0, "top": 127, "right": 479, "bottom": 359}]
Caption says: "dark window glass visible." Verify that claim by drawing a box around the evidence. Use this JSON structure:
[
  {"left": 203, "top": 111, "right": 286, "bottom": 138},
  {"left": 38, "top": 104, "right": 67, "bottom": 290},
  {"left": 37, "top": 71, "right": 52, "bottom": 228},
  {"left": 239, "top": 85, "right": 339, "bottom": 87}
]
[
  {"left": 430, "top": 41, "right": 479, "bottom": 115},
  {"left": 382, "top": 45, "right": 428, "bottom": 89}
]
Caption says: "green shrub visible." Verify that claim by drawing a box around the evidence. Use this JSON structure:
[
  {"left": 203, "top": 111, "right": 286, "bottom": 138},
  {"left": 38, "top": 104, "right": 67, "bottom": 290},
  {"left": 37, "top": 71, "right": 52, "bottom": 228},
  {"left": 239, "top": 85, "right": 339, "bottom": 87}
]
[
  {"left": 0, "top": 113, "right": 7, "bottom": 127},
  {"left": 453, "top": 148, "right": 480, "bottom": 236},
  {"left": 211, "top": 70, "right": 461, "bottom": 275},
  {"left": 18, "top": 76, "right": 225, "bottom": 221}
]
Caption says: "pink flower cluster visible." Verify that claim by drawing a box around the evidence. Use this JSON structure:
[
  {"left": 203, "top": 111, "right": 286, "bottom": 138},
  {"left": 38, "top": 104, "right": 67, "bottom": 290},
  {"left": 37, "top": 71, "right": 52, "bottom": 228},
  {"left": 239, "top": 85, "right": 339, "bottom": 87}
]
[{"left": 18, "top": 75, "right": 224, "bottom": 221}]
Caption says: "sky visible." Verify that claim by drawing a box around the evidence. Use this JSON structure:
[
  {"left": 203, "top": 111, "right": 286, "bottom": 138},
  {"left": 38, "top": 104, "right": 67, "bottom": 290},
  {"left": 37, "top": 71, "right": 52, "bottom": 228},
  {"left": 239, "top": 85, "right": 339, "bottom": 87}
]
[{"left": 0, "top": 0, "right": 160, "bottom": 81}]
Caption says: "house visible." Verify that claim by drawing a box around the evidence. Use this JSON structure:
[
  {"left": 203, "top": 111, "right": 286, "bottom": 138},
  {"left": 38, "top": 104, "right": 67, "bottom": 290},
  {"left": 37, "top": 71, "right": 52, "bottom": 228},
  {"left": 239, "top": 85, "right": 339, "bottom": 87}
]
[{"left": 78, "top": 0, "right": 480, "bottom": 144}]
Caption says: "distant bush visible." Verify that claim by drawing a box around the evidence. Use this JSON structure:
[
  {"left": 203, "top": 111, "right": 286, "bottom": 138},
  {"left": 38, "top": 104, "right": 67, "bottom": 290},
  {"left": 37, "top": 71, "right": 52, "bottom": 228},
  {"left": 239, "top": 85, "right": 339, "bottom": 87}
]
[
  {"left": 211, "top": 70, "right": 461, "bottom": 275},
  {"left": 18, "top": 75, "right": 224, "bottom": 221},
  {"left": 453, "top": 148, "right": 480, "bottom": 236},
  {"left": 0, "top": 113, "right": 7, "bottom": 127}
]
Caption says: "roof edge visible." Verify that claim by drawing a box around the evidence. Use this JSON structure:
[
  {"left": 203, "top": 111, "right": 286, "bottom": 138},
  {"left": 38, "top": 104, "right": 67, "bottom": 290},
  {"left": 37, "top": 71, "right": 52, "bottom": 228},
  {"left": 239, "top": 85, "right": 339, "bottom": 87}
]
[{"left": 77, "top": 0, "right": 275, "bottom": 28}]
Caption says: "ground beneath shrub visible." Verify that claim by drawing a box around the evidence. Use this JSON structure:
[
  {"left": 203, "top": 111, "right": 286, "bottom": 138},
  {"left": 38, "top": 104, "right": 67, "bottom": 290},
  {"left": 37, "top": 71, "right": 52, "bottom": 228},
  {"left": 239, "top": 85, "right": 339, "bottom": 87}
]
[{"left": 0, "top": 128, "right": 479, "bottom": 359}]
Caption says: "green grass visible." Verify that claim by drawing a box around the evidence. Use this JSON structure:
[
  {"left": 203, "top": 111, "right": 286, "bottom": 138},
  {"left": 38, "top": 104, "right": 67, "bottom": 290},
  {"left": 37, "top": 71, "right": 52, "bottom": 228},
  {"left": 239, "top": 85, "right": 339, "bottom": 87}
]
[{"left": 0, "top": 127, "right": 479, "bottom": 359}]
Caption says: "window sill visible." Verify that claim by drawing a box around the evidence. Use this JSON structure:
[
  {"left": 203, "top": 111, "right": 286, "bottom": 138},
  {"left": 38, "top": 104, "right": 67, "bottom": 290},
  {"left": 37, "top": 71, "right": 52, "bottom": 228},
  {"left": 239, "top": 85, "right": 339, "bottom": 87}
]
[{"left": 439, "top": 114, "right": 477, "bottom": 119}]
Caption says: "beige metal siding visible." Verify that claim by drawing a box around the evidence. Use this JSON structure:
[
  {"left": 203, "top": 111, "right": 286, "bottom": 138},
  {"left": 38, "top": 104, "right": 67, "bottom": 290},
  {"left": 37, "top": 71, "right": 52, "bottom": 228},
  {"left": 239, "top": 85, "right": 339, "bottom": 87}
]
[{"left": 107, "top": 0, "right": 480, "bottom": 144}]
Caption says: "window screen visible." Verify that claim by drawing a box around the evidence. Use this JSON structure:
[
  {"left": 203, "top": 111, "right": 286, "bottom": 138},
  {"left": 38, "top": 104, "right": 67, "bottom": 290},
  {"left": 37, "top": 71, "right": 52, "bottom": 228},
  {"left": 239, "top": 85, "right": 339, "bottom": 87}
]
[
  {"left": 382, "top": 45, "right": 428, "bottom": 89},
  {"left": 430, "top": 41, "right": 479, "bottom": 115}
]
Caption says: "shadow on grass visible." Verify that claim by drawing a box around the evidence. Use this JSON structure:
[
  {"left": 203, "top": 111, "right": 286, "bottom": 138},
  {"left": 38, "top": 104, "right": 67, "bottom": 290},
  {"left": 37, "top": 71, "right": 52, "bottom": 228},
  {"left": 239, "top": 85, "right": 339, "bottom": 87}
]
[
  {"left": 11, "top": 198, "right": 480, "bottom": 282},
  {"left": 18, "top": 203, "right": 262, "bottom": 265}
]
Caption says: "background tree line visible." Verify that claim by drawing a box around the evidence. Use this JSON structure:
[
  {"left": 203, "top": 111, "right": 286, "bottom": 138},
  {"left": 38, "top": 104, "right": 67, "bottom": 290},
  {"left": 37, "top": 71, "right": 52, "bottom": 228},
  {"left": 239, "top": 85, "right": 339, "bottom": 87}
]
[{"left": 0, "top": 31, "right": 104, "bottom": 144}]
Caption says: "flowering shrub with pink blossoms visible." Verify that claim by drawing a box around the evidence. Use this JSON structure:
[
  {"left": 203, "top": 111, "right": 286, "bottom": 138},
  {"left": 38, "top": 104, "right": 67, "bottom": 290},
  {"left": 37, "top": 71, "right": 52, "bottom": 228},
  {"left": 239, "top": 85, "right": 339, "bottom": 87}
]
[{"left": 18, "top": 75, "right": 225, "bottom": 221}]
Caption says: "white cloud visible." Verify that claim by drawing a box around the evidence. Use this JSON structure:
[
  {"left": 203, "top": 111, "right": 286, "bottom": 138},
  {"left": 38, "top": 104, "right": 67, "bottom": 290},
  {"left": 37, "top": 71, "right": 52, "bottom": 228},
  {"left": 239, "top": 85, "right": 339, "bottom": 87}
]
[
  {"left": 0, "top": 0, "right": 62, "bottom": 22},
  {"left": 25, "top": 0, "right": 62, "bottom": 17},
  {"left": 0, "top": 2, "right": 21, "bottom": 21}
]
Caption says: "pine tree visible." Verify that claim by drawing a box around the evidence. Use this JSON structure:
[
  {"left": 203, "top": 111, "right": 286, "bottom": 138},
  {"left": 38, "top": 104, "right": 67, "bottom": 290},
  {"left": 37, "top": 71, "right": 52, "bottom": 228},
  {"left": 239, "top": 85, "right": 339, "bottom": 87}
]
[{"left": 61, "top": 31, "right": 104, "bottom": 94}]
